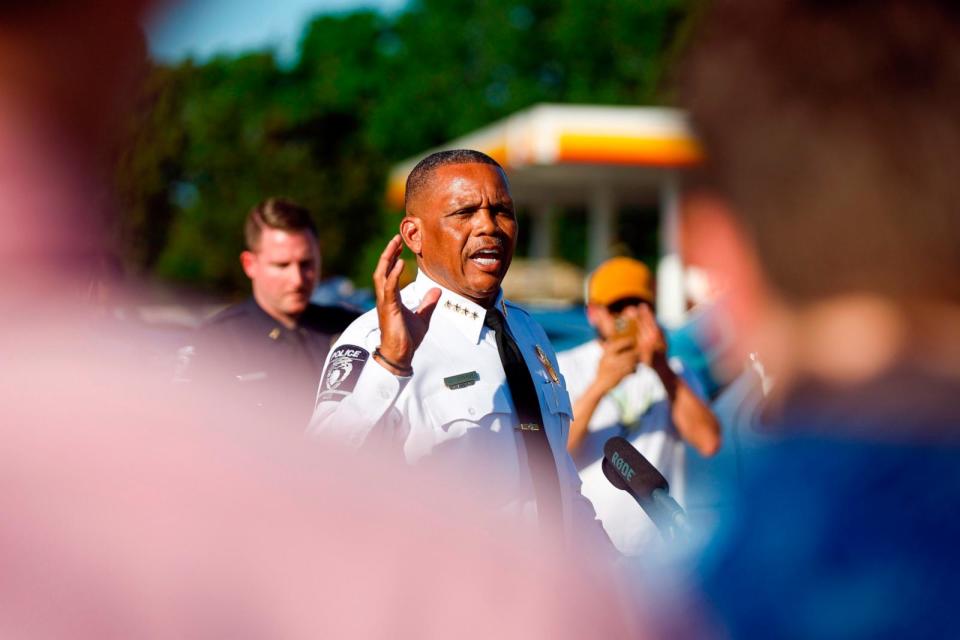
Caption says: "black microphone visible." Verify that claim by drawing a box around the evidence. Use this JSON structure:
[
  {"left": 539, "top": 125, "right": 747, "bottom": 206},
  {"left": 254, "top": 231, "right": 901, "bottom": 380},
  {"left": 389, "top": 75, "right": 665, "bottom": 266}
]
[{"left": 602, "top": 436, "right": 691, "bottom": 540}]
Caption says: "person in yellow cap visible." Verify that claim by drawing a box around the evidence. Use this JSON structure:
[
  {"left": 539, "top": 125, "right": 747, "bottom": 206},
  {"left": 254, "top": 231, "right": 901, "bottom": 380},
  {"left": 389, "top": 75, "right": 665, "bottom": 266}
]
[{"left": 556, "top": 256, "right": 721, "bottom": 555}]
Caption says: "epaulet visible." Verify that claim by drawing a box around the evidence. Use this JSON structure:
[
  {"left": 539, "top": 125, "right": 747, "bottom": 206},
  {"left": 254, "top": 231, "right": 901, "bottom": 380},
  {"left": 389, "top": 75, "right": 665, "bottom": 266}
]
[{"left": 502, "top": 298, "right": 532, "bottom": 319}]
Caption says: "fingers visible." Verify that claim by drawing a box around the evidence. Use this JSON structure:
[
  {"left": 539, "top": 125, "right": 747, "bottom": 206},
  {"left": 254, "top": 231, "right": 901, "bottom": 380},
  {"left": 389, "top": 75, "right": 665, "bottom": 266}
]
[
  {"left": 637, "top": 304, "right": 666, "bottom": 349},
  {"left": 415, "top": 287, "right": 442, "bottom": 325},
  {"left": 605, "top": 336, "right": 636, "bottom": 354},
  {"left": 637, "top": 304, "right": 660, "bottom": 333},
  {"left": 383, "top": 255, "right": 405, "bottom": 305},
  {"left": 373, "top": 235, "right": 403, "bottom": 301}
]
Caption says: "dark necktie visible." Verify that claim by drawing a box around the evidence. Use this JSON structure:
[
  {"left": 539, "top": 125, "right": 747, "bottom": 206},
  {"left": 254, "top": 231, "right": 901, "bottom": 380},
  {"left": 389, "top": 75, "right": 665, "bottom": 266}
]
[{"left": 484, "top": 308, "right": 563, "bottom": 535}]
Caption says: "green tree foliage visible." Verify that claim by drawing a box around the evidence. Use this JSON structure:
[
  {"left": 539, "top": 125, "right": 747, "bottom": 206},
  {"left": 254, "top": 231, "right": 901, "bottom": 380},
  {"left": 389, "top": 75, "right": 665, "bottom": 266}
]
[
  {"left": 115, "top": 64, "right": 189, "bottom": 275},
  {"left": 117, "top": 0, "right": 694, "bottom": 293}
]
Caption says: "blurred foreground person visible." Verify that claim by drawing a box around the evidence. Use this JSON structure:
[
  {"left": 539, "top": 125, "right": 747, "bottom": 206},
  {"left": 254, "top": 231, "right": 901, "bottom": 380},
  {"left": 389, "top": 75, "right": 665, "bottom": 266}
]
[
  {"left": 558, "top": 257, "right": 720, "bottom": 555},
  {"left": 310, "top": 150, "right": 613, "bottom": 557},
  {"left": 670, "top": 0, "right": 960, "bottom": 637},
  {"left": 187, "top": 198, "right": 358, "bottom": 430},
  {"left": 0, "top": 4, "right": 634, "bottom": 637}
]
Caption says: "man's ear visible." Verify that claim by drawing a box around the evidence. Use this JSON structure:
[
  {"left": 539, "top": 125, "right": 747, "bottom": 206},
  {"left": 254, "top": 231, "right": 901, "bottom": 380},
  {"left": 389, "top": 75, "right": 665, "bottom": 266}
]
[
  {"left": 680, "top": 192, "right": 768, "bottom": 357},
  {"left": 240, "top": 250, "right": 258, "bottom": 279},
  {"left": 585, "top": 304, "right": 601, "bottom": 328},
  {"left": 400, "top": 216, "right": 423, "bottom": 255}
]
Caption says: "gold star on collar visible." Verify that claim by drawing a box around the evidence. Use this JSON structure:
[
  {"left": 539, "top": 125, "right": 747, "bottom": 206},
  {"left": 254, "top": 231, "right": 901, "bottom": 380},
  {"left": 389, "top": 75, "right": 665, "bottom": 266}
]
[{"left": 268, "top": 328, "right": 281, "bottom": 340}]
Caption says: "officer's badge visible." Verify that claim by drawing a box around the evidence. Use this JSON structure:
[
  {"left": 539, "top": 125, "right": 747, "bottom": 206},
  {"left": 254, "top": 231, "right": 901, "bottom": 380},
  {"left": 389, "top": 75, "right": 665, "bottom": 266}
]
[
  {"left": 534, "top": 345, "right": 560, "bottom": 384},
  {"left": 317, "top": 345, "right": 369, "bottom": 403}
]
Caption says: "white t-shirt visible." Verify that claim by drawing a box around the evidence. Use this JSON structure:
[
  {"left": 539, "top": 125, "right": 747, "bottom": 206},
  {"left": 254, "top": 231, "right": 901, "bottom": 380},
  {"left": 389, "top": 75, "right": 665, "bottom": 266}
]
[{"left": 557, "top": 339, "right": 685, "bottom": 555}]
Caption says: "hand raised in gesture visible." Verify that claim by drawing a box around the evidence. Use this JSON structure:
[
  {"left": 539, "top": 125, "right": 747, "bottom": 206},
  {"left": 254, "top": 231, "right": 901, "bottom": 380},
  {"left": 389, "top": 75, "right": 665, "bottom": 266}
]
[{"left": 372, "top": 234, "right": 440, "bottom": 375}]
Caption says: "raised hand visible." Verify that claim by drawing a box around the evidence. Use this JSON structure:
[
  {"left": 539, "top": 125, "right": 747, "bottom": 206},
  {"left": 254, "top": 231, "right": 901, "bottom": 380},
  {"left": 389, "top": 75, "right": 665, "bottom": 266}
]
[
  {"left": 635, "top": 304, "right": 667, "bottom": 367},
  {"left": 373, "top": 234, "right": 440, "bottom": 374},
  {"left": 594, "top": 336, "right": 640, "bottom": 394}
]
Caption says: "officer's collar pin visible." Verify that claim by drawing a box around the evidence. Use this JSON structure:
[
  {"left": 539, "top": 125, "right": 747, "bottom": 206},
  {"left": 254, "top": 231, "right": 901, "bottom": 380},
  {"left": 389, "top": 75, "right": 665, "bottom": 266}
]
[
  {"left": 440, "top": 295, "right": 489, "bottom": 343},
  {"left": 268, "top": 327, "right": 281, "bottom": 340},
  {"left": 443, "top": 299, "right": 481, "bottom": 319}
]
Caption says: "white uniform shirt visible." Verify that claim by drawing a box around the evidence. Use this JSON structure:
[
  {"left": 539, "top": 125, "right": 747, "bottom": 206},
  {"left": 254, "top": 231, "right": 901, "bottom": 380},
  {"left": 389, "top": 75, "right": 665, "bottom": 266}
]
[
  {"left": 557, "top": 339, "right": 686, "bottom": 555},
  {"left": 309, "top": 272, "right": 610, "bottom": 552}
]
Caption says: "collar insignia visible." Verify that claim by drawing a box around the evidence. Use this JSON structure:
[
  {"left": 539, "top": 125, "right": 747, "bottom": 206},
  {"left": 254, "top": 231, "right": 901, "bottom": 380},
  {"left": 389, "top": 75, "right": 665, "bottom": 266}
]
[{"left": 444, "top": 300, "right": 480, "bottom": 320}]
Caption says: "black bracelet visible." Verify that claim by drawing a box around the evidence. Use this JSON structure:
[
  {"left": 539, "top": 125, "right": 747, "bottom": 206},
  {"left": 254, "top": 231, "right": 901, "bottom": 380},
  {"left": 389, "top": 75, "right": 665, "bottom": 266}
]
[{"left": 373, "top": 347, "right": 413, "bottom": 376}]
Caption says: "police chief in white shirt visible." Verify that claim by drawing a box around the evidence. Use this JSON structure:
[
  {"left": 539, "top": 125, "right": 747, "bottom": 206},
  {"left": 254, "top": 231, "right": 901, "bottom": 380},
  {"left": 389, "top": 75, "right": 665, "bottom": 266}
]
[
  {"left": 309, "top": 150, "right": 611, "bottom": 553},
  {"left": 558, "top": 257, "right": 721, "bottom": 555}
]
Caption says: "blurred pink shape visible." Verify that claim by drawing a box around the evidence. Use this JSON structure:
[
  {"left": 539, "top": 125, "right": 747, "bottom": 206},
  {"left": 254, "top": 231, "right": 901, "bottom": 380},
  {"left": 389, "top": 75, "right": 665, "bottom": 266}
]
[
  {"left": 0, "top": 333, "right": 636, "bottom": 638},
  {"left": 0, "top": 3, "right": 637, "bottom": 637}
]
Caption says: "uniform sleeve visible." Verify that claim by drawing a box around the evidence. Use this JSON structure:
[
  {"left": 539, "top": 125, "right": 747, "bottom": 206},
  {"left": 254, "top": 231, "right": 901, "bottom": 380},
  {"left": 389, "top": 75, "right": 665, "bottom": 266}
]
[{"left": 306, "top": 320, "right": 411, "bottom": 450}]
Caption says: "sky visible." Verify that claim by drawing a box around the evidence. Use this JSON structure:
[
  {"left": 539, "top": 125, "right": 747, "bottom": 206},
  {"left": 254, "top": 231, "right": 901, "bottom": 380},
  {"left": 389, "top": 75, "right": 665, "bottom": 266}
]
[{"left": 146, "top": 0, "right": 408, "bottom": 64}]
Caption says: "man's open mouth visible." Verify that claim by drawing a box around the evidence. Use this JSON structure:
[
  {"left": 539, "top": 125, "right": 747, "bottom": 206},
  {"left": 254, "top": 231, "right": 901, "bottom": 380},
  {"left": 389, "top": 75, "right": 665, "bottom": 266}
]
[{"left": 469, "top": 246, "right": 504, "bottom": 271}]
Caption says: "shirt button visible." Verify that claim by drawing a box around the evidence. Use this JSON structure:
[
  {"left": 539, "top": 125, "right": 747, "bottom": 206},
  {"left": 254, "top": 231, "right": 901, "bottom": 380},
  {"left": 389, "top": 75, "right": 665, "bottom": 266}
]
[
  {"left": 468, "top": 407, "right": 476, "bottom": 416},
  {"left": 379, "top": 387, "right": 391, "bottom": 400}
]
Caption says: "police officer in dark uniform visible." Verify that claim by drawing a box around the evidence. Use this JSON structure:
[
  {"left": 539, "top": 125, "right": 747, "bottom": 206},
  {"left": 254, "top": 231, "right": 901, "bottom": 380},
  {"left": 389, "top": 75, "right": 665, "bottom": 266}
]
[{"left": 187, "top": 198, "right": 359, "bottom": 430}]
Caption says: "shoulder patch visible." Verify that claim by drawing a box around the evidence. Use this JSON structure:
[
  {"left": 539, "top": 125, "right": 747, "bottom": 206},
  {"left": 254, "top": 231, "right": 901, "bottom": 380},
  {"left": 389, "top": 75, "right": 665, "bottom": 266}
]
[{"left": 317, "top": 344, "right": 369, "bottom": 402}]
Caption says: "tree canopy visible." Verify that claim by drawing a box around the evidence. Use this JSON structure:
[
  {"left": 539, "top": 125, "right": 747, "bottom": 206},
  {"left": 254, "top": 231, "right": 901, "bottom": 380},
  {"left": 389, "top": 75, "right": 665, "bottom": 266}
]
[{"left": 116, "top": 0, "right": 695, "bottom": 294}]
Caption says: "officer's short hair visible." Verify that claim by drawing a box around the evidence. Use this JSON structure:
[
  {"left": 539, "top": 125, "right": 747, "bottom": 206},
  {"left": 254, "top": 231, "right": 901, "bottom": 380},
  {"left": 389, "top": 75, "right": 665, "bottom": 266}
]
[
  {"left": 404, "top": 150, "right": 504, "bottom": 212},
  {"left": 680, "top": 0, "right": 960, "bottom": 303},
  {"left": 244, "top": 198, "right": 318, "bottom": 251}
]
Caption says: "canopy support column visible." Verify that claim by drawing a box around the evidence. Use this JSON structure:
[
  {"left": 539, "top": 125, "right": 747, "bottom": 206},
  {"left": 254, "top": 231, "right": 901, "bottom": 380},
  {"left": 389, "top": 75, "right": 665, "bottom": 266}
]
[
  {"left": 657, "top": 173, "right": 686, "bottom": 328},
  {"left": 587, "top": 185, "right": 615, "bottom": 270},
  {"left": 529, "top": 204, "right": 555, "bottom": 260}
]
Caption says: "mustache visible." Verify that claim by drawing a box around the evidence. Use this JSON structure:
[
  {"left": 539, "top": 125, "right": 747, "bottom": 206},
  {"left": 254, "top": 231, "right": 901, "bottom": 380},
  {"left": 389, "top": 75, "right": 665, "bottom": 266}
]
[{"left": 469, "top": 238, "right": 506, "bottom": 252}]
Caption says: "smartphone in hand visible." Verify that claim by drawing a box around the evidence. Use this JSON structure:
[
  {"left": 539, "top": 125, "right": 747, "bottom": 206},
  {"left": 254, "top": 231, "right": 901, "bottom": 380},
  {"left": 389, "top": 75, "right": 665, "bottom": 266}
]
[{"left": 612, "top": 315, "right": 637, "bottom": 345}]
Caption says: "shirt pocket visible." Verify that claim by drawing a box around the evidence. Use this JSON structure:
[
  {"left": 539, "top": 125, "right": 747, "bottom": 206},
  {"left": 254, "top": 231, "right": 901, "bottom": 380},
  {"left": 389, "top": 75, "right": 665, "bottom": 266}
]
[
  {"left": 540, "top": 375, "right": 574, "bottom": 418},
  {"left": 422, "top": 380, "right": 515, "bottom": 437},
  {"left": 540, "top": 375, "right": 574, "bottom": 443}
]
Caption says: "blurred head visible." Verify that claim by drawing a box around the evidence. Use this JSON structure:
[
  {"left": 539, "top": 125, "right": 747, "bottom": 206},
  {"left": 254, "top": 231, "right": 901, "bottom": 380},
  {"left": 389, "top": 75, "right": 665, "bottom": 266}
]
[
  {"left": 585, "top": 257, "right": 655, "bottom": 339},
  {"left": 0, "top": 0, "right": 155, "bottom": 149},
  {"left": 680, "top": 0, "right": 960, "bottom": 306},
  {"left": 0, "top": 0, "right": 160, "bottom": 299},
  {"left": 401, "top": 150, "right": 517, "bottom": 307},
  {"left": 241, "top": 198, "right": 320, "bottom": 326},
  {"left": 678, "top": 0, "right": 960, "bottom": 373}
]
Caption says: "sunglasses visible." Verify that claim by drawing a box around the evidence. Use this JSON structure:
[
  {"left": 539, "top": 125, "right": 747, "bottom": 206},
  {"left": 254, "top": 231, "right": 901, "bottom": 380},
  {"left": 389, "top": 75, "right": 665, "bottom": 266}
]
[{"left": 606, "top": 297, "right": 650, "bottom": 314}]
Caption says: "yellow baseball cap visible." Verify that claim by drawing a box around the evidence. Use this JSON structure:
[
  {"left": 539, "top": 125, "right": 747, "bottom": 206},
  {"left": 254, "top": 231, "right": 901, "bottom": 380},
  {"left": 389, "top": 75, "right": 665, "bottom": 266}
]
[{"left": 587, "top": 257, "right": 654, "bottom": 307}]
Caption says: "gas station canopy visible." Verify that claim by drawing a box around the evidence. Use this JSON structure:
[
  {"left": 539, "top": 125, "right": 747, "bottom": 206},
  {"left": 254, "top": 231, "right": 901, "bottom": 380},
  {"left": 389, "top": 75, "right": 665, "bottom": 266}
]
[{"left": 387, "top": 103, "right": 700, "bottom": 208}]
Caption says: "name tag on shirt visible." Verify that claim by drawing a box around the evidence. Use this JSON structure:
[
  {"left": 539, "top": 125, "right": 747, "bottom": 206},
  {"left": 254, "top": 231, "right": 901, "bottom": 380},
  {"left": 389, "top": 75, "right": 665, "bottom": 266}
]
[{"left": 444, "top": 371, "right": 480, "bottom": 390}]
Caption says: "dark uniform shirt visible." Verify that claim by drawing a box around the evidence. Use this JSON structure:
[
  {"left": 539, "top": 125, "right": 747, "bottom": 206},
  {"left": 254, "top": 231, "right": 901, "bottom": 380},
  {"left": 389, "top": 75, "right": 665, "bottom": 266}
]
[{"left": 189, "top": 297, "right": 360, "bottom": 431}]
